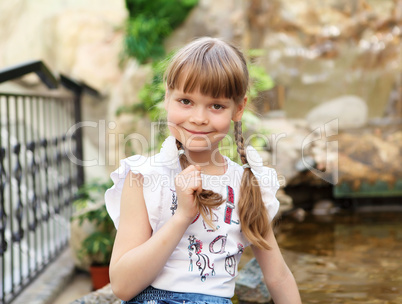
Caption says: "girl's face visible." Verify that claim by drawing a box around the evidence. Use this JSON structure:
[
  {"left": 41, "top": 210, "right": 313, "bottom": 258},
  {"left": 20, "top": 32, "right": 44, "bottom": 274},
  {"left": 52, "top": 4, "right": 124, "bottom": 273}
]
[{"left": 165, "top": 88, "right": 246, "bottom": 153}]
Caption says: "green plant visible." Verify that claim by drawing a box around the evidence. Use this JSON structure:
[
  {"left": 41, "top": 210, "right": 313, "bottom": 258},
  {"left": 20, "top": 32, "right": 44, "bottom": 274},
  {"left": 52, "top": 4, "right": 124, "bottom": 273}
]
[
  {"left": 73, "top": 180, "right": 116, "bottom": 266},
  {"left": 124, "top": 0, "right": 199, "bottom": 63}
]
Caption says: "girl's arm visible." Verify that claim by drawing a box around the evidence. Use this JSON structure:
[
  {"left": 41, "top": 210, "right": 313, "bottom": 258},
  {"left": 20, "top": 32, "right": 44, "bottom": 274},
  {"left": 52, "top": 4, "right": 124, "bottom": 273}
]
[
  {"left": 252, "top": 228, "right": 302, "bottom": 304},
  {"left": 109, "top": 166, "right": 201, "bottom": 301}
]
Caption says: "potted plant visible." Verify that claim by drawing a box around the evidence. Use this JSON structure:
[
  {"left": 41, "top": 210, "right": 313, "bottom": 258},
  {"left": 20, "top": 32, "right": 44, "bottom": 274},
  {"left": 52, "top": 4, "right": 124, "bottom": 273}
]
[{"left": 72, "top": 180, "right": 116, "bottom": 290}]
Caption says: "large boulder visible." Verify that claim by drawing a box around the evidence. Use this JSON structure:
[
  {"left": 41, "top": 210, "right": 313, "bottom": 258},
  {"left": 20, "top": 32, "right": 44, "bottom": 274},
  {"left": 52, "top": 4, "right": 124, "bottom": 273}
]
[
  {"left": 235, "top": 258, "right": 271, "bottom": 303},
  {"left": 306, "top": 95, "right": 368, "bottom": 130},
  {"left": 260, "top": 118, "right": 311, "bottom": 184}
]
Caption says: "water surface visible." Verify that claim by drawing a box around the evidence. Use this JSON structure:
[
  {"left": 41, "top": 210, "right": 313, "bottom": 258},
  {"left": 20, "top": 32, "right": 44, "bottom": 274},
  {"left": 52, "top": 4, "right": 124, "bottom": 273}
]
[{"left": 276, "top": 209, "right": 402, "bottom": 304}]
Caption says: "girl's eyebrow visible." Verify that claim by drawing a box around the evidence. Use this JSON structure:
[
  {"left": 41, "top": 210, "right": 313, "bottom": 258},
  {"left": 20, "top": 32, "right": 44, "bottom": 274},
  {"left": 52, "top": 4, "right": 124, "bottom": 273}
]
[
  {"left": 214, "top": 99, "right": 232, "bottom": 104},
  {"left": 208, "top": 98, "right": 233, "bottom": 106}
]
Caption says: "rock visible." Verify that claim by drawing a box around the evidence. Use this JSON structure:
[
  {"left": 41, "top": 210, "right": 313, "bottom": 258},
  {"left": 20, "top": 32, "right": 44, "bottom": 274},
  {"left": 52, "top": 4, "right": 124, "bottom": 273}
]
[
  {"left": 312, "top": 199, "right": 338, "bottom": 216},
  {"left": 235, "top": 258, "right": 271, "bottom": 303},
  {"left": 118, "top": 60, "right": 153, "bottom": 108},
  {"left": 260, "top": 118, "right": 311, "bottom": 184},
  {"left": 71, "top": 284, "right": 120, "bottom": 304},
  {"left": 295, "top": 156, "right": 316, "bottom": 172},
  {"left": 306, "top": 95, "right": 368, "bottom": 130},
  {"left": 165, "top": 0, "right": 246, "bottom": 51},
  {"left": 290, "top": 208, "right": 307, "bottom": 222},
  {"left": 276, "top": 189, "right": 293, "bottom": 215},
  {"left": 335, "top": 127, "right": 402, "bottom": 191}
]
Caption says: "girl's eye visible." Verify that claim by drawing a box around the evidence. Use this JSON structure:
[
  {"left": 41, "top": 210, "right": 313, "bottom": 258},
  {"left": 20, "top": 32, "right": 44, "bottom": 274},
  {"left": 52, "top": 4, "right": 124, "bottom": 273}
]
[
  {"left": 212, "top": 104, "right": 224, "bottom": 110},
  {"left": 179, "top": 99, "right": 191, "bottom": 105}
]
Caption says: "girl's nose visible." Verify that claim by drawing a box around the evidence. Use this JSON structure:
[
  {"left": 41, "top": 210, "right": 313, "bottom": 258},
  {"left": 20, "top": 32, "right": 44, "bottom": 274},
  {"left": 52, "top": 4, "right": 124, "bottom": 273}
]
[{"left": 189, "top": 109, "right": 208, "bottom": 125}]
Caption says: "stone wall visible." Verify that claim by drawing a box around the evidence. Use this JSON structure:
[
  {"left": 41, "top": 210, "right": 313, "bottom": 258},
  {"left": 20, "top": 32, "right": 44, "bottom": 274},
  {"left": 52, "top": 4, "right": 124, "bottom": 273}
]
[
  {"left": 0, "top": 0, "right": 128, "bottom": 181},
  {"left": 167, "top": 0, "right": 401, "bottom": 118}
]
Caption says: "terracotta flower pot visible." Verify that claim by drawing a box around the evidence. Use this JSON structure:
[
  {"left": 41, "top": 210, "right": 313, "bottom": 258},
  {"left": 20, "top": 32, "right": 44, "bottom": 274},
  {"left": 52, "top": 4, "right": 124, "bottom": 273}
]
[{"left": 89, "top": 265, "right": 110, "bottom": 290}]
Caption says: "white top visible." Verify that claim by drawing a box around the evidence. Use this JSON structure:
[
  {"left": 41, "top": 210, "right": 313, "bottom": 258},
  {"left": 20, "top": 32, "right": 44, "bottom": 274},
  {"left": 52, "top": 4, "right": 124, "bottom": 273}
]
[{"left": 104, "top": 136, "right": 280, "bottom": 298}]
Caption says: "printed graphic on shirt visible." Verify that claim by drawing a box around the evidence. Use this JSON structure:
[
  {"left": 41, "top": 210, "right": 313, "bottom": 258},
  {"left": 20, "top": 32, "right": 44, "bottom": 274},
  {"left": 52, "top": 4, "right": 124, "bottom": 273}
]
[
  {"left": 188, "top": 235, "right": 215, "bottom": 282},
  {"left": 170, "top": 189, "right": 177, "bottom": 215},
  {"left": 209, "top": 235, "right": 227, "bottom": 254},
  {"left": 224, "top": 186, "right": 239, "bottom": 225},
  {"left": 225, "top": 243, "right": 244, "bottom": 277}
]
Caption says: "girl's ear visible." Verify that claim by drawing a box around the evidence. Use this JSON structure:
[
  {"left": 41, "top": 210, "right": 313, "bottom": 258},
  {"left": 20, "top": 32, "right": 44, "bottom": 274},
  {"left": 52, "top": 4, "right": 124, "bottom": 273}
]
[{"left": 233, "top": 96, "right": 247, "bottom": 122}]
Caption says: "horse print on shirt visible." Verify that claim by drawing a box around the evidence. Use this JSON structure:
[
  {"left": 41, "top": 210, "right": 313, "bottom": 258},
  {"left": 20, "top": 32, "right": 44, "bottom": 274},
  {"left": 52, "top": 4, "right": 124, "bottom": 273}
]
[{"left": 188, "top": 235, "right": 215, "bottom": 282}]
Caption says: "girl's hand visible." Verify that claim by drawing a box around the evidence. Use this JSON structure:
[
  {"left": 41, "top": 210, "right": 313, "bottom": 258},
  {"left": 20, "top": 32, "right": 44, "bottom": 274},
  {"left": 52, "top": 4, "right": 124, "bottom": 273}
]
[{"left": 174, "top": 165, "right": 202, "bottom": 223}]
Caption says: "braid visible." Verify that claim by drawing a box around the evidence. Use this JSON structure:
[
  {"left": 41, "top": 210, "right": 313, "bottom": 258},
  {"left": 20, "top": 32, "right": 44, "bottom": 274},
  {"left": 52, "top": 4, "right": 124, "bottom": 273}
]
[
  {"left": 176, "top": 139, "right": 224, "bottom": 228},
  {"left": 234, "top": 122, "right": 272, "bottom": 250},
  {"left": 234, "top": 121, "right": 247, "bottom": 165},
  {"left": 176, "top": 140, "right": 189, "bottom": 167}
]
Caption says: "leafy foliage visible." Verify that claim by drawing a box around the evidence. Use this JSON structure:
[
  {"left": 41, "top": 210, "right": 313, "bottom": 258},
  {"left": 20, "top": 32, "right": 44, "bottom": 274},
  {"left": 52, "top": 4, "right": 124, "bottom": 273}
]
[
  {"left": 80, "top": 231, "right": 115, "bottom": 266},
  {"left": 248, "top": 64, "right": 275, "bottom": 101},
  {"left": 124, "top": 0, "right": 199, "bottom": 63},
  {"left": 74, "top": 180, "right": 112, "bottom": 209},
  {"left": 73, "top": 180, "right": 116, "bottom": 266}
]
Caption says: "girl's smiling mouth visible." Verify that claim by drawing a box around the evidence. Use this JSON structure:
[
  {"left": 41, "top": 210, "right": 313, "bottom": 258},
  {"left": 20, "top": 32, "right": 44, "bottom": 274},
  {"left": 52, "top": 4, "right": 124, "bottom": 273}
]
[{"left": 183, "top": 128, "right": 212, "bottom": 135}]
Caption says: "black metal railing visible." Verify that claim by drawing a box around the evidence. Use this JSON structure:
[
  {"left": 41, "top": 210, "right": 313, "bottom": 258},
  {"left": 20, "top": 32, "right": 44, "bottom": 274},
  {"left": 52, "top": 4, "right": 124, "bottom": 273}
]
[{"left": 0, "top": 60, "right": 99, "bottom": 304}]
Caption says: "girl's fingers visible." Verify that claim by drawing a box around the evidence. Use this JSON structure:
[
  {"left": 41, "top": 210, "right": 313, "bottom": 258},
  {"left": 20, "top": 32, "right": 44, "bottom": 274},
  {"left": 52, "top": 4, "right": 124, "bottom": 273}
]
[
  {"left": 174, "top": 165, "right": 203, "bottom": 220},
  {"left": 176, "top": 165, "right": 202, "bottom": 191}
]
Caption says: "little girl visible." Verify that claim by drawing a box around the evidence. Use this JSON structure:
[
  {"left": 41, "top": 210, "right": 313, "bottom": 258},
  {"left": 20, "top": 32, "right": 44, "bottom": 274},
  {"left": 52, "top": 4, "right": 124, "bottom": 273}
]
[{"left": 105, "top": 37, "right": 301, "bottom": 304}]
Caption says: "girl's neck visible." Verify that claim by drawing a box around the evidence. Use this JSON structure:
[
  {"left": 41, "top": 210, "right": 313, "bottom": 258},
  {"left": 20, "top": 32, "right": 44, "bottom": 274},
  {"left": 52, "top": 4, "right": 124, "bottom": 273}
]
[{"left": 185, "top": 149, "right": 227, "bottom": 176}]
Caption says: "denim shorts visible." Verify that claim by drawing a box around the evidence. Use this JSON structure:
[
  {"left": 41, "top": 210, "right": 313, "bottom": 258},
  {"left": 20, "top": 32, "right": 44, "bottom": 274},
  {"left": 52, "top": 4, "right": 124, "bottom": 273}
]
[{"left": 122, "top": 286, "right": 233, "bottom": 304}]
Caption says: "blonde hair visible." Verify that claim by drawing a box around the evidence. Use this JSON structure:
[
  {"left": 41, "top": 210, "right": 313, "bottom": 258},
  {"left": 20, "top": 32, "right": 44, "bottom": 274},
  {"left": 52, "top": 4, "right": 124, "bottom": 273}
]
[{"left": 164, "top": 37, "right": 272, "bottom": 250}]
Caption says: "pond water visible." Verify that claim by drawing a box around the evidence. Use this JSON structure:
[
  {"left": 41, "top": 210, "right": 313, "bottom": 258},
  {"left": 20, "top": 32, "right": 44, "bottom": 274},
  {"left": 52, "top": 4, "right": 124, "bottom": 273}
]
[{"left": 276, "top": 207, "right": 402, "bottom": 304}]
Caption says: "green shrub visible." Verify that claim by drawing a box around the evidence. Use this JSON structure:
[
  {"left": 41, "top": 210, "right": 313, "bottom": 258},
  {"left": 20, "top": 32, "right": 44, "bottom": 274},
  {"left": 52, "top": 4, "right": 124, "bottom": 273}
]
[
  {"left": 124, "top": 0, "right": 199, "bottom": 63},
  {"left": 73, "top": 180, "right": 116, "bottom": 266}
]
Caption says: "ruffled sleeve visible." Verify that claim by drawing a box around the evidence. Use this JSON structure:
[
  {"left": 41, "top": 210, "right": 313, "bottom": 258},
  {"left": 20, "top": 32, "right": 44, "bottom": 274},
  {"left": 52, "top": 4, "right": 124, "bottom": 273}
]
[
  {"left": 244, "top": 145, "right": 280, "bottom": 222},
  {"left": 104, "top": 155, "right": 164, "bottom": 230},
  {"left": 257, "top": 166, "right": 280, "bottom": 222}
]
